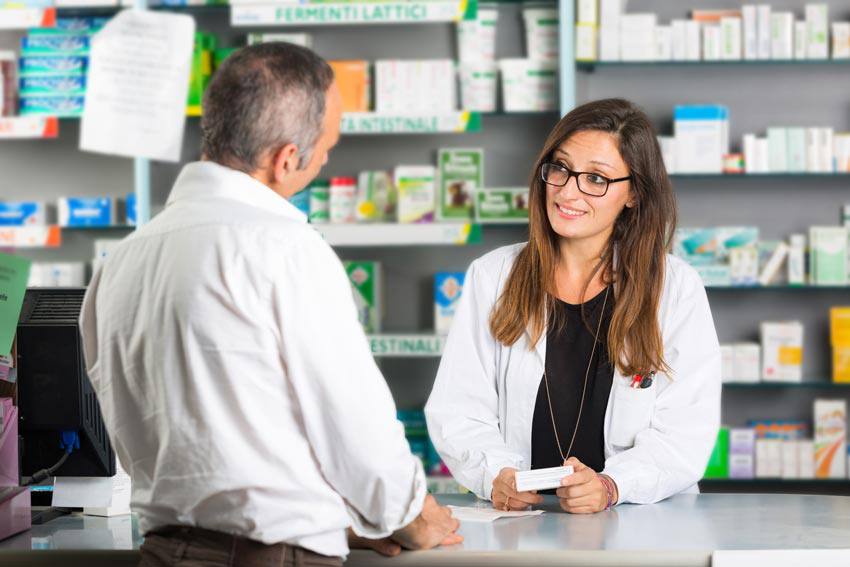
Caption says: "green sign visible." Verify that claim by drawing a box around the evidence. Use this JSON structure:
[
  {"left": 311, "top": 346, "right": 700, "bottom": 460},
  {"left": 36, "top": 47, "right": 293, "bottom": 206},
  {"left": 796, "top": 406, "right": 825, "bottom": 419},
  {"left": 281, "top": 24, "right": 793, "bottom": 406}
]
[
  {"left": 0, "top": 252, "right": 31, "bottom": 358},
  {"left": 232, "top": 1, "right": 476, "bottom": 27},
  {"left": 342, "top": 112, "right": 481, "bottom": 134},
  {"left": 370, "top": 335, "right": 445, "bottom": 357}
]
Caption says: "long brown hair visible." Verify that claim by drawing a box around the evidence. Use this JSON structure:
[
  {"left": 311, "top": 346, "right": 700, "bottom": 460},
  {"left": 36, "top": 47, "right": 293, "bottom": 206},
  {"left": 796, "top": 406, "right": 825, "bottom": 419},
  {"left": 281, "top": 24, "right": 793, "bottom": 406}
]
[{"left": 489, "top": 98, "right": 677, "bottom": 376}]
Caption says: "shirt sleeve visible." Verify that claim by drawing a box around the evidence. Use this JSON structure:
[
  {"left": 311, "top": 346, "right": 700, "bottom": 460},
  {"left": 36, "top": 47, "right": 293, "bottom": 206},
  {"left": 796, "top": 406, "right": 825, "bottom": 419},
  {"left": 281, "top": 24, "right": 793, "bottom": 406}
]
[
  {"left": 425, "top": 258, "right": 525, "bottom": 501},
  {"left": 271, "top": 230, "right": 426, "bottom": 538},
  {"left": 602, "top": 265, "right": 722, "bottom": 505}
]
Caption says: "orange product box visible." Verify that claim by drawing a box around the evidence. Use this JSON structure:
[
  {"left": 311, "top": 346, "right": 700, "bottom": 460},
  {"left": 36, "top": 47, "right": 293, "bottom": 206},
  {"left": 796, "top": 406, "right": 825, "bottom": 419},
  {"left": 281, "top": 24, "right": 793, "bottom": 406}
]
[{"left": 329, "top": 60, "right": 371, "bottom": 113}]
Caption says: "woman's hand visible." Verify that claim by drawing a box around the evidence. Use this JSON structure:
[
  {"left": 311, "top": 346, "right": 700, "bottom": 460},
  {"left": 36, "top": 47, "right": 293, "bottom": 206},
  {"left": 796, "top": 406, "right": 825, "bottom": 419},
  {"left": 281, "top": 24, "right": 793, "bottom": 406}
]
[
  {"left": 556, "top": 457, "right": 618, "bottom": 514},
  {"left": 491, "top": 467, "right": 544, "bottom": 511}
]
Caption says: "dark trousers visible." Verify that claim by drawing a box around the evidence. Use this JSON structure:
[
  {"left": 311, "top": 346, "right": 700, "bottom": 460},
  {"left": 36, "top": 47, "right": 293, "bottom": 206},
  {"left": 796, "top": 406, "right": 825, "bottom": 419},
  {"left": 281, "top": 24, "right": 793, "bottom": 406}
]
[{"left": 139, "top": 526, "right": 344, "bottom": 567}]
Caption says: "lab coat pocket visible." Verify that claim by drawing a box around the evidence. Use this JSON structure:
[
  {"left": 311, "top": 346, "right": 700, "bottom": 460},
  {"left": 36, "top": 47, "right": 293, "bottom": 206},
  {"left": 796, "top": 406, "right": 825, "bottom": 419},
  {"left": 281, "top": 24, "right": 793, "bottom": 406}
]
[{"left": 608, "top": 381, "right": 657, "bottom": 448}]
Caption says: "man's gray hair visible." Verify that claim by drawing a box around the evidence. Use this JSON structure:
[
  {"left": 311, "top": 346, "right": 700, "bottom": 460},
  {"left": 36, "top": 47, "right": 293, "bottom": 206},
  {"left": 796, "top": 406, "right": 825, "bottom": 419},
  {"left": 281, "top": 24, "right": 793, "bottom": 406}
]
[{"left": 201, "top": 43, "right": 334, "bottom": 173}]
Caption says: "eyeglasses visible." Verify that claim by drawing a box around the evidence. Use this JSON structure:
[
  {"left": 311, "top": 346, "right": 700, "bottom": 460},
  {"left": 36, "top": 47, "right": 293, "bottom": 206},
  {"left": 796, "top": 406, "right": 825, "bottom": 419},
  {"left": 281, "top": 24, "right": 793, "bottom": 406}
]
[{"left": 540, "top": 162, "right": 632, "bottom": 197}]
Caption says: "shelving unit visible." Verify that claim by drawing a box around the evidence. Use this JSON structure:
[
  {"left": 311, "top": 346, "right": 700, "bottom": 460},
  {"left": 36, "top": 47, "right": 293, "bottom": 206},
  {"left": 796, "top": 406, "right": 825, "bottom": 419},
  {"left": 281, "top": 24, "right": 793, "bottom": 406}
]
[{"left": 318, "top": 223, "right": 481, "bottom": 247}]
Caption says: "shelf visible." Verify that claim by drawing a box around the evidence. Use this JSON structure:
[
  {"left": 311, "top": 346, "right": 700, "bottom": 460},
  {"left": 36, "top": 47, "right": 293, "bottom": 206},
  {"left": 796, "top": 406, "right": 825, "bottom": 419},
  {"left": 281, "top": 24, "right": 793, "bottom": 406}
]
[
  {"left": 579, "top": 59, "right": 850, "bottom": 71},
  {"left": 0, "top": 117, "right": 59, "bottom": 140},
  {"left": 0, "top": 6, "right": 56, "bottom": 29},
  {"left": 0, "top": 226, "right": 61, "bottom": 248},
  {"left": 671, "top": 172, "right": 850, "bottom": 179},
  {"left": 723, "top": 381, "right": 850, "bottom": 389},
  {"left": 341, "top": 112, "right": 481, "bottom": 135},
  {"left": 231, "top": 0, "right": 476, "bottom": 27},
  {"left": 316, "top": 222, "right": 481, "bottom": 246},
  {"left": 706, "top": 285, "right": 849, "bottom": 292},
  {"left": 62, "top": 225, "right": 134, "bottom": 231},
  {"left": 369, "top": 334, "right": 445, "bottom": 357}
]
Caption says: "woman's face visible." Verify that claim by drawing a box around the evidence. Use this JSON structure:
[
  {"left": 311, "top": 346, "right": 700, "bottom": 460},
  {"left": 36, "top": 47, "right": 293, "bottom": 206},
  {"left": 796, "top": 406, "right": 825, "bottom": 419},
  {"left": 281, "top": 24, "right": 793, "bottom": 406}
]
[{"left": 544, "top": 130, "right": 634, "bottom": 246}]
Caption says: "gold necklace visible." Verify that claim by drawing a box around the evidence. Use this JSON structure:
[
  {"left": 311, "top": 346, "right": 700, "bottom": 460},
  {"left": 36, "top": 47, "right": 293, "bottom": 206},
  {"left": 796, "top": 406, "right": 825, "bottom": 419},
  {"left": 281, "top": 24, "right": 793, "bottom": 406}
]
[{"left": 543, "top": 285, "right": 610, "bottom": 463}]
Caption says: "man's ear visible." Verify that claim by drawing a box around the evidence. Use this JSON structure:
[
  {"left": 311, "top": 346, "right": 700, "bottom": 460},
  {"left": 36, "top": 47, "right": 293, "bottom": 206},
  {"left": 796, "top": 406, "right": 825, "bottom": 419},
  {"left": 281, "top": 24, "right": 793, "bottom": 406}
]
[{"left": 271, "top": 143, "right": 301, "bottom": 185}]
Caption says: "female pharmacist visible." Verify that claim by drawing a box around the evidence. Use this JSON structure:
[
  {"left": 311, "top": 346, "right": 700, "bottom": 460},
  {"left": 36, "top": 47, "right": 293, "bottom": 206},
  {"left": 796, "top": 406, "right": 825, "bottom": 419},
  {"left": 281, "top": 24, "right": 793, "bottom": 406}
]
[{"left": 426, "top": 98, "right": 721, "bottom": 514}]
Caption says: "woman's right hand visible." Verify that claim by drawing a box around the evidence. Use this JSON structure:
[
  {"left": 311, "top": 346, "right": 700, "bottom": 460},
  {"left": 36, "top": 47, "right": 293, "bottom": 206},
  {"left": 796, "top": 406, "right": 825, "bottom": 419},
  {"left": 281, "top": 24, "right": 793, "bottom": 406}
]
[{"left": 491, "top": 468, "right": 543, "bottom": 511}]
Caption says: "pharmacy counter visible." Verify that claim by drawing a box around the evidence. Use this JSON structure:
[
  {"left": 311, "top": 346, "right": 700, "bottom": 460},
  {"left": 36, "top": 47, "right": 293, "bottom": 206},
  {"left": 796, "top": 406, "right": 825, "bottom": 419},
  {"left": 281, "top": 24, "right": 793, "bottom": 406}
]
[{"left": 2, "top": 494, "right": 850, "bottom": 566}]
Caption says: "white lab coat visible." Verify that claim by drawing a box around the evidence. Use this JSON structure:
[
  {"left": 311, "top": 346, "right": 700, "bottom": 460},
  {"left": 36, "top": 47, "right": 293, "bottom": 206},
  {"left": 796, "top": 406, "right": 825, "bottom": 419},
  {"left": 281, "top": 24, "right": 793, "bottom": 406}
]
[{"left": 425, "top": 243, "right": 721, "bottom": 505}]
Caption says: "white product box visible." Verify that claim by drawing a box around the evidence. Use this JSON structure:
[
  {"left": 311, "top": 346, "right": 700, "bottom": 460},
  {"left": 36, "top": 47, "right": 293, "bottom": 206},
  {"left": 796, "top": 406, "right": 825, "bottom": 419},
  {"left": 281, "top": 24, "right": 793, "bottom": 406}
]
[
  {"left": 58, "top": 197, "right": 116, "bottom": 228},
  {"left": 599, "top": 27, "right": 620, "bottom": 61},
  {"left": 576, "top": 23, "right": 598, "bottom": 62},
  {"left": 818, "top": 128, "right": 835, "bottom": 172},
  {"left": 782, "top": 440, "right": 800, "bottom": 479},
  {"left": 329, "top": 177, "right": 357, "bottom": 224},
  {"left": 28, "top": 262, "right": 87, "bottom": 287},
  {"left": 458, "top": 62, "right": 498, "bottom": 112},
  {"left": 686, "top": 21, "right": 702, "bottom": 61},
  {"left": 702, "top": 25, "right": 721, "bottom": 61},
  {"left": 755, "top": 438, "right": 783, "bottom": 478},
  {"left": 730, "top": 428, "right": 757, "bottom": 454},
  {"left": 798, "top": 439, "right": 816, "bottom": 479},
  {"left": 515, "top": 465, "right": 574, "bottom": 492},
  {"left": 457, "top": 7, "right": 499, "bottom": 63},
  {"left": 814, "top": 399, "right": 847, "bottom": 479},
  {"left": 499, "top": 59, "right": 557, "bottom": 112},
  {"left": 374, "top": 60, "right": 456, "bottom": 113},
  {"left": 758, "top": 241, "right": 789, "bottom": 286},
  {"left": 742, "top": 5, "right": 758, "bottom": 60},
  {"left": 395, "top": 165, "right": 437, "bottom": 224},
  {"left": 767, "top": 127, "right": 788, "bottom": 173},
  {"left": 786, "top": 127, "right": 807, "bottom": 172},
  {"left": 654, "top": 25, "right": 672, "bottom": 61},
  {"left": 577, "top": 0, "right": 597, "bottom": 24},
  {"left": 770, "top": 12, "right": 794, "bottom": 60},
  {"left": 720, "top": 18, "right": 742, "bottom": 60},
  {"left": 658, "top": 136, "right": 676, "bottom": 173},
  {"left": 599, "top": 0, "right": 622, "bottom": 28},
  {"left": 788, "top": 234, "right": 807, "bottom": 285},
  {"left": 833, "top": 23, "right": 850, "bottom": 59},
  {"left": 435, "top": 272, "right": 465, "bottom": 335},
  {"left": 673, "top": 105, "right": 729, "bottom": 174},
  {"left": 523, "top": 6, "right": 559, "bottom": 61},
  {"left": 806, "top": 127, "right": 821, "bottom": 173},
  {"left": 671, "top": 20, "right": 687, "bottom": 61},
  {"left": 760, "top": 321, "right": 804, "bottom": 382},
  {"left": 743, "top": 133, "right": 760, "bottom": 173},
  {"left": 754, "top": 138, "right": 770, "bottom": 173},
  {"left": 620, "top": 13, "right": 657, "bottom": 62},
  {"left": 757, "top": 4, "right": 772, "bottom": 59},
  {"left": 0, "top": 201, "right": 46, "bottom": 226},
  {"left": 720, "top": 345, "right": 735, "bottom": 382},
  {"left": 795, "top": 21, "right": 808, "bottom": 59},
  {"left": 731, "top": 246, "right": 759, "bottom": 285},
  {"left": 805, "top": 3, "right": 829, "bottom": 60},
  {"left": 247, "top": 33, "right": 312, "bottom": 48},
  {"left": 835, "top": 134, "right": 850, "bottom": 172},
  {"left": 733, "top": 343, "right": 761, "bottom": 383}
]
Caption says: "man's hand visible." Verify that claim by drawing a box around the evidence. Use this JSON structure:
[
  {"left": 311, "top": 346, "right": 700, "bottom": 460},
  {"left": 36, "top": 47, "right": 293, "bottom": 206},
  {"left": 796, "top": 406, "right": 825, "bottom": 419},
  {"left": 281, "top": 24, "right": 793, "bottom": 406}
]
[
  {"left": 490, "top": 467, "right": 543, "bottom": 511},
  {"left": 347, "top": 529, "right": 402, "bottom": 557},
  {"left": 391, "top": 494, "right": 463, "bottom": 551},
  {"left": 555, "top": 457, "right": 618, "bottom": 514}
]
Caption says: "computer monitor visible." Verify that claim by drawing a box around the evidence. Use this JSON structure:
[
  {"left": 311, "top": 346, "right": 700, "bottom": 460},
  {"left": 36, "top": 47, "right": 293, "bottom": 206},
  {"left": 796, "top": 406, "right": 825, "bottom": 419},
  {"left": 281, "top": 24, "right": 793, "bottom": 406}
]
[{"left": 16, "top": 287, "right": 115, "bottom": 481}]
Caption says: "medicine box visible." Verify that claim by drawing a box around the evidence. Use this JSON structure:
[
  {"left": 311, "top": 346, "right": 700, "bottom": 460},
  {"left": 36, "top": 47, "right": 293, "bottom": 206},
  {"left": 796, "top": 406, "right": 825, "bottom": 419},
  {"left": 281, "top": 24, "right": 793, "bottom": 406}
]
[
  {"left": 308, "top": 179, "right": 330, "bottom": 224},
  {"left": 58, "top": 197, "right": 115, "bottom": 227},
  {"left": 435, "top": 272, "right": 465, "bottom": 335},
  {"left": 329, "top": 177, "right": 357, "bottom": 224},
  {"left": 760, "top": 321, "right": 804, "bottom": 382},
  {"left": 356, "top": 171, "right": 395, "bottom": 223},
  {"left": 810, "top": 226, "right": 848, "bottom": 286},
  {"left": 0, "top": 202, "right": 46, "bottom": 226},
  {"left": 344, "top": 261, "right": 382, "bottom": 334},
  {"left": 438, "top": 148, "right": 483, "bottom": 220},
  {"left": 814, "top": 399, "right": 847, "bottom": 479},
  {"left": 395, "top": 165, "right": 436, "bottom": 224},
  {"left": 475, "top": 188, "right": 529, "bottom": 223},
  {"left": 328, "top": 60, "right": 370, "bottom": 113},
  {"left": 673, "top": 105, "right": 729, "bottom": 174}
]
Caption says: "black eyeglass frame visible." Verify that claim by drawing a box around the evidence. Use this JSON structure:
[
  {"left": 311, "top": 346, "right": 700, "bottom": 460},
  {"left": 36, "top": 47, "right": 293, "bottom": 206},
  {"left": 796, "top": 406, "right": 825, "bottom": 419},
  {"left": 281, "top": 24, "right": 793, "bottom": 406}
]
[{"left": 540, "top": 162, "right": 632, "bottom": 197}]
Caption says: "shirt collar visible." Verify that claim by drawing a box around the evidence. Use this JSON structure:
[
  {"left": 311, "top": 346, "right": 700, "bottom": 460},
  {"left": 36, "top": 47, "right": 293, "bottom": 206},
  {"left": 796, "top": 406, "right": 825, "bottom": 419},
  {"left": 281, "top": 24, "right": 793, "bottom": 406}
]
[{"left": 166, "top": 161, "right": 307, "bottom": 223}]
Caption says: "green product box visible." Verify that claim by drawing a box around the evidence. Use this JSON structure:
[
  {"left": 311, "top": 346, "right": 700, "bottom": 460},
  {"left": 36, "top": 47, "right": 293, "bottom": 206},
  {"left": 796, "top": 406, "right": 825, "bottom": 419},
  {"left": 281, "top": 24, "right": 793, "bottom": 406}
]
[
  {"left": 344, "top": 261, "right": 382, "bottom": 333},
  {"left": 438, "top": 148, "right": 483, "bottom": 220},
  {"left": 308, "top": 179, "right": 330, "bottom": 223},
  {"left": 188, "top": 32, "right": 217, "bottom": 107},
  {"left": 703, "top": 427, "right": 730, "bottom": 479},
  {"left": 810, "top": 226, "right": 849, "bottom": 286},
  {"left": 356, "top": 171, "right": 396, "bottom": 222},
  {"left": 474, "top": 187, "right": 529, "bottom": 223}
]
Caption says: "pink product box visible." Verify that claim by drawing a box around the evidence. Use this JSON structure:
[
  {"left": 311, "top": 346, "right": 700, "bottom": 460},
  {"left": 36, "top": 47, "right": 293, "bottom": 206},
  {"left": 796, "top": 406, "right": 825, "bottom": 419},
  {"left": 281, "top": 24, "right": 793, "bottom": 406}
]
[{"left": 0, "top": 398, "right": 31, "bottom": 542}]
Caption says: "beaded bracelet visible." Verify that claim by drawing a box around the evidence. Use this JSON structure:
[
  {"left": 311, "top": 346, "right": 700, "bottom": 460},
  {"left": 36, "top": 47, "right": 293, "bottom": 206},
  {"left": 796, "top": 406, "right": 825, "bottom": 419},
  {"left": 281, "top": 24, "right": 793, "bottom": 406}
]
[{"left": 597, "top": 473, "right": 616, "bottom": 511}]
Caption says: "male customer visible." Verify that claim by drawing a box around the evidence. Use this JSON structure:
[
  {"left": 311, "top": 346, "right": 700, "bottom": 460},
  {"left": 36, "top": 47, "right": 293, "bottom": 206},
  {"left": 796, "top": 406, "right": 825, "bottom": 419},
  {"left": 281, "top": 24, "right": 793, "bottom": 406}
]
[{"left": 80, "top": 43, "right": 460, "bottom": 566}]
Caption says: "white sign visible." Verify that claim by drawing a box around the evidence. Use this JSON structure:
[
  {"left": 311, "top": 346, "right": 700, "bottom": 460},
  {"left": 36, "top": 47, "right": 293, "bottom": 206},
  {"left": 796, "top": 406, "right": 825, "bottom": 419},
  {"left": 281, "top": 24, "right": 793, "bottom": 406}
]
[{"left": 80, "top": 9, "right": 195, "bottom": 162}]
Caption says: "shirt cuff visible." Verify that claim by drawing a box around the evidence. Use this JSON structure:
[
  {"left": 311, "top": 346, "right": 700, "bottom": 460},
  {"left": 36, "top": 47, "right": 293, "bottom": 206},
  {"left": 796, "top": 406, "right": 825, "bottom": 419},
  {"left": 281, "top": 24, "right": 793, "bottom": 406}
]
[
  {"left": 347, "top": 461, "right": 427, "bottom": 539},
  {"left": 481, "top": 458, "right": 523, "bottom": 502}
]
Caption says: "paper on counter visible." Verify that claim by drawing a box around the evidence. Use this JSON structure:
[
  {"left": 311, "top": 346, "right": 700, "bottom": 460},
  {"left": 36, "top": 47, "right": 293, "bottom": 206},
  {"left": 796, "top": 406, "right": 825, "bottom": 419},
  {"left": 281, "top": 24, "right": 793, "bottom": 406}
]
[
  {"left": 80, "top": 9, "right": 195, "bottom": 162},
  {"left": 448, "top": 505, "right": 544, "bottom": 523}
]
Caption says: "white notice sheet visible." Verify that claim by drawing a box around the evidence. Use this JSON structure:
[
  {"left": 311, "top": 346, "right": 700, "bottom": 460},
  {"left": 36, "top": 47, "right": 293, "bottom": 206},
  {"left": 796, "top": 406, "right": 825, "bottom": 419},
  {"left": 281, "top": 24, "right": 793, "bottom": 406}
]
[
  {"left": 448, "top": 505, "right": 544, "bottom": 523},
  {"left": 80, "top": 9, "right": 195, "bottom": 162}
]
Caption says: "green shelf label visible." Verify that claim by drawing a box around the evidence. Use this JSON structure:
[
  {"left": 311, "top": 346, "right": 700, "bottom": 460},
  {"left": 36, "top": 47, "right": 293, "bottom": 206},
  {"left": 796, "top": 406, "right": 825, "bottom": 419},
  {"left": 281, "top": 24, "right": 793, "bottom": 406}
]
[
  {"left": 341, "top": 112, "right": 481, "bottom": 134},
  {"left": 232, "top": 1, "right": 475, "bottom": 26},
  {"left": 370, "top": 335, "right": 446, "bottom": 356}
]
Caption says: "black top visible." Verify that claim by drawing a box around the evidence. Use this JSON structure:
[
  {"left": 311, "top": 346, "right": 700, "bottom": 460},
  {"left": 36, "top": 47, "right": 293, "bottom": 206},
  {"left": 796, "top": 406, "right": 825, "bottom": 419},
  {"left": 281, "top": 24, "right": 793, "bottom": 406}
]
[{"left": 531, "top": 287, "right": 615, "bottom": 481}]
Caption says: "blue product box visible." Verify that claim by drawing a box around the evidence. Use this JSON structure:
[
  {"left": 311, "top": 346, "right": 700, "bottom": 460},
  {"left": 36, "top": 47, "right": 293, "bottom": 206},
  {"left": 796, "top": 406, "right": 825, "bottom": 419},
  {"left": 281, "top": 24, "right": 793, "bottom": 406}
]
[
  {"left": 19, "top": 95, "right": 85, "bottom": 117},
  {"left": 19, "top": 56, "right": 88, "bottom": 76},
  {"left": 21, "top": 35, "right": 91, "bottom": 56},
  {"left": 126, "top": 193, "right": 137, "bottom": 226},
  {"left": 0, "top": 202, "right": 46, "bottom": 226},
  {"left": 435, "top": 272, "right": 465, "bottom": 335},
  {"left": 54, "top": 16, "right": 110, "bottom": 32},
  {"left": 19, "top": 75, "right": 87, "bottom": 95},
  {"left": 288, "top": 188, "right": 311, "bottom": 217},
  {"left": 58, "top": 197, "right": 115, "bottom": 227}
]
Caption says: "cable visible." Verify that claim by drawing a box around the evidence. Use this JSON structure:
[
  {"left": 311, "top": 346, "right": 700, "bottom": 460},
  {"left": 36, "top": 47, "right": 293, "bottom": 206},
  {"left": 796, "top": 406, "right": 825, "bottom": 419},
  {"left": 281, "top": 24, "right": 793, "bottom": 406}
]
[{"left": 21, "top": 450, "right": 70, "bottom": 487}]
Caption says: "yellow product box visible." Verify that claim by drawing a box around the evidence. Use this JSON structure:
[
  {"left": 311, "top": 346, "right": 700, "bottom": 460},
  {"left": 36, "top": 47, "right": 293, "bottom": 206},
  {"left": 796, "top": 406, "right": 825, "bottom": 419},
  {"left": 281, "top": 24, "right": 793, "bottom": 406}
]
[
  {"left": 833, "top": 345, "right": 850, "bottom": 383},
  {"left": 814, "top": 399, "right": 847, "bottom": 479},
  {"left": 831, "top": 307, "right": 850, "bottom": 345},
  {"left": 329, "top": 60, "right": 370, "bottom": 113}
]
